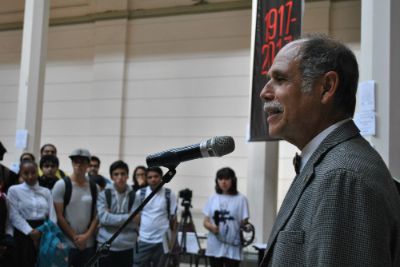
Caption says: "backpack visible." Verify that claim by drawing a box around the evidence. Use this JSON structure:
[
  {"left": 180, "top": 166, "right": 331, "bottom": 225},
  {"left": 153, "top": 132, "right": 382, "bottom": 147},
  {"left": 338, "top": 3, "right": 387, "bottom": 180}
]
[
  {"left": 104, "top": 188, "right": 136, "bottom": 211},
  {"left": 62, "top": 176, "right": 97, "bottom": 223},
  {"left": 36, "top": 219, "right": 69, "bottom": 267}
]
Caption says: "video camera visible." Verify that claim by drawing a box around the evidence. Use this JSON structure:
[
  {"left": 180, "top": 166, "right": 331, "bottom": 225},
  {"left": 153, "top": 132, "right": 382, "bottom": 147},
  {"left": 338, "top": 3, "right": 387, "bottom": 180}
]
[{"left": 179, "top": 188, "right": 192, "bottom": 208}]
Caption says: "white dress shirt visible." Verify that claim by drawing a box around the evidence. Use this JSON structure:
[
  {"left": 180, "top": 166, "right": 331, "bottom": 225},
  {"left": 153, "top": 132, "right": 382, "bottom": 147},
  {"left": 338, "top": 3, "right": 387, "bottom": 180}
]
[{"left": 8, "top": 182, "right": 57, "bottom": 235}]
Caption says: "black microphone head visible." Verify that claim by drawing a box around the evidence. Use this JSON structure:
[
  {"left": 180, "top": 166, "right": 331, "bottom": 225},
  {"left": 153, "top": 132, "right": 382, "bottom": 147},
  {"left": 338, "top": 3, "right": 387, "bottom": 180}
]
[
  {"left": 146, "top": 151, "right": 178, "bottom": 168},
  {"left": 146, "top": 136, "right": 235, "bottom": 168},
  {"left": 208, "top": 136, "right": 235, "bottom": 157}
]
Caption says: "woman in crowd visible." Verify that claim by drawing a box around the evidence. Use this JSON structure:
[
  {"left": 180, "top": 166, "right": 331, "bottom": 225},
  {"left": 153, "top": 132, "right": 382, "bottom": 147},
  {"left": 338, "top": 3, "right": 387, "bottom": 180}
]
[
  {"left": 0, "top": 175, "right": 15, "bottom": 266},
  {"left": 203, "top": 167, "right": 250, "bottom": 267},
  {"left": 16, "top": 152, "right": 36, "bottom": 183},
  {"left": 132, "top": 165, "right": 147, "bottom": 191},
  {"left": 7, "top": 160, "right": 57, "bottom": 267}
]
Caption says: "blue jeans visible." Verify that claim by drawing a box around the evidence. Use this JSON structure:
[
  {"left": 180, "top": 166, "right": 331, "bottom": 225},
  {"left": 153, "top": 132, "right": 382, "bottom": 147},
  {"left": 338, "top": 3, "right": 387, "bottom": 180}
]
[{"left": 133, "top": 241, "right": 166, "bottom": 267}]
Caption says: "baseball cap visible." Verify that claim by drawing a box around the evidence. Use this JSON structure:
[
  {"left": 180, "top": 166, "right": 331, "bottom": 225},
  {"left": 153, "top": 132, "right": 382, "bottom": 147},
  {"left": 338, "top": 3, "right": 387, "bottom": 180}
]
[{"left": 69, "top": 148, "right": 91, "bottom": 160}]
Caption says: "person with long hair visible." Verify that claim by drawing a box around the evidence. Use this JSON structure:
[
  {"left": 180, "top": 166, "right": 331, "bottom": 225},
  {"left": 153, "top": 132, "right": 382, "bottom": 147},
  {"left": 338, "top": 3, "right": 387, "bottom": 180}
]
[
  {"left": 131, "top": 165, "right": 147, "bottom": 191},
  {"left": 203, "top": 167, "right": 249, "bottom": 267}
]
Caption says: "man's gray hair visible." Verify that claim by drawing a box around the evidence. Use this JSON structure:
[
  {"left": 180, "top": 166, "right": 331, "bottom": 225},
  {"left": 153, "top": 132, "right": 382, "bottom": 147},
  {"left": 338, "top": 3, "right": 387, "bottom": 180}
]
[{"left": 297, "top": 35, "right": 359, "bottom": 117}]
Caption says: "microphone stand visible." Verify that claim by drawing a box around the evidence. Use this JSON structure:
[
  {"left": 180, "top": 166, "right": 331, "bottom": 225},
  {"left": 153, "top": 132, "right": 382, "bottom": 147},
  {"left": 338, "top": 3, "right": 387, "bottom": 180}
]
[{"left": 85, "top": 168, "right": 177, "bottom": 267}]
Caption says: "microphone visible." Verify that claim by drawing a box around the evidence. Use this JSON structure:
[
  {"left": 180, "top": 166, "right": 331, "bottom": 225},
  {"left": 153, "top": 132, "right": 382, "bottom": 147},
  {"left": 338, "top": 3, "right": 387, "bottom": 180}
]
[
  {"left": 146, "top": 136, "right": 235, "bottom": 168},
  {"left": 213, "top": 210, "right": 221, "bottom": 225}
]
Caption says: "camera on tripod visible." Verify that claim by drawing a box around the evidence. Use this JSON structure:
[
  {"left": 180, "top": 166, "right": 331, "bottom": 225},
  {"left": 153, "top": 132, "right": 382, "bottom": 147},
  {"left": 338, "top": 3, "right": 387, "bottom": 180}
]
[{"left": 178, "top": 188, "right": 192, "bottom": 208}]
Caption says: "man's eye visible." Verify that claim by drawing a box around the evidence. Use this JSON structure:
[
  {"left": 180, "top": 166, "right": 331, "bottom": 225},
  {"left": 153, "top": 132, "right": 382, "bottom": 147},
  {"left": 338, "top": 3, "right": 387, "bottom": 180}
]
[{"left": 275, "top": 76, "right": 286, "bottom": 83}]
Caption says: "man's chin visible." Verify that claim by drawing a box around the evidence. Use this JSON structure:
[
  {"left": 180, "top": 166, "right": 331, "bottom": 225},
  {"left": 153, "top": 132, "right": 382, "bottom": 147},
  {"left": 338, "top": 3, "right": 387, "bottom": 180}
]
[
  {"left": 268, "top": 128, "right": 280, "bottom": 138},
  {"left": 116, "top": 184, "right": 126, "bottom": 191}
]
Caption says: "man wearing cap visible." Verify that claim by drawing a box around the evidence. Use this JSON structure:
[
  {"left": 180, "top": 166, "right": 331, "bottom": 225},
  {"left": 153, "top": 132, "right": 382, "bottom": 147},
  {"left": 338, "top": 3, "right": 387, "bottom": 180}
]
[{"left": 52, "top": 148, "right": 98, "bottom": 267}]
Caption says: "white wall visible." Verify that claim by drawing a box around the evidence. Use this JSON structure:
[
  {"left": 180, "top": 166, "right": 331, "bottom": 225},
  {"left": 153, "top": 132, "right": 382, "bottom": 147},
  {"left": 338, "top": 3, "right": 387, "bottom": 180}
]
[{"left": 122, "top": 11, "right": 252, "bottom": 229}]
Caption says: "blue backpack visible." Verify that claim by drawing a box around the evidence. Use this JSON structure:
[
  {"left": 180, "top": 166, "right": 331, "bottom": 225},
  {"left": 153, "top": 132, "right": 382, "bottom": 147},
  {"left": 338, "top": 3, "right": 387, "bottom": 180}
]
[{"left": 36, "top": 219, "right": 69, "bottom": 267}]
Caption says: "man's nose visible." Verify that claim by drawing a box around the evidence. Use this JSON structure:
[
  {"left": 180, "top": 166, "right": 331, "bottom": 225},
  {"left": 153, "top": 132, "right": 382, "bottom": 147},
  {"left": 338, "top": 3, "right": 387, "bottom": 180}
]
[{"left": 260, "top": 79, "right": 274, "bottom": 101}]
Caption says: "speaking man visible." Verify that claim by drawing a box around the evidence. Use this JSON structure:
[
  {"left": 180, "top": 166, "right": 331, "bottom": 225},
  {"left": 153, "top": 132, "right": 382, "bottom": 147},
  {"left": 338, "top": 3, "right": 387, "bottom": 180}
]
[{"left": 260, "top": 35, "right": 400, "bottom": 266}]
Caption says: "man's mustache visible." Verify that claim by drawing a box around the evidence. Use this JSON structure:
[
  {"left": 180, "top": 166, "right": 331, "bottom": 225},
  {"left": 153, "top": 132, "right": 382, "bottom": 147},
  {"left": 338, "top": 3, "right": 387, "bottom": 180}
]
[{"left": 263, "top": 101, "right": 284, "bottom": 113}]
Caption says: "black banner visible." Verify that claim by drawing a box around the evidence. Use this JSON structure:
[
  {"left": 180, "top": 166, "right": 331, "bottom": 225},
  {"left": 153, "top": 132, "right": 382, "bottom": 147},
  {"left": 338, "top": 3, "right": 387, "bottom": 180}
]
[{"left": 249, "top": 0, "right": 302, "bottom": 141}]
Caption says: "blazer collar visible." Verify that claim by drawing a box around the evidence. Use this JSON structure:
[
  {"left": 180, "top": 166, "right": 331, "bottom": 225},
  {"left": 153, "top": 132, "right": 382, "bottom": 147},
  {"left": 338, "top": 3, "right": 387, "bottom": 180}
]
[
  {"left": 261, "top": 120, "right": 361, "bottom": 265},
  {"left": 300, "top": 120, "right": 360, "bottom": 181}
]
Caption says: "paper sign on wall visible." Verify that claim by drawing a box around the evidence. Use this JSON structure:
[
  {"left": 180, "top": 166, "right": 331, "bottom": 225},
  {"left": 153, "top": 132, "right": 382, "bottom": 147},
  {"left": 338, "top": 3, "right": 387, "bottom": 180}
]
[
  {"left": 15, "top": 129, "right": 28, "bottom": 149},
  {"left": 358, "top": 80, "right": 375, "bottom": 112},
  {"left": 354, "top": 111, "right": 375, "bottom": 136},
  {"left": 355, "top": 80, "right": 376, "bottom": 136}
]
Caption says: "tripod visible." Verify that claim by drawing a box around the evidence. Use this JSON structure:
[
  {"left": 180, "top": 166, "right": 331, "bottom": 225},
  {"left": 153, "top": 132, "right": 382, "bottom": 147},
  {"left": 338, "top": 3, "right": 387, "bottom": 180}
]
[{"left": 166, "top": 198, "right": 203, "bottom": 267}]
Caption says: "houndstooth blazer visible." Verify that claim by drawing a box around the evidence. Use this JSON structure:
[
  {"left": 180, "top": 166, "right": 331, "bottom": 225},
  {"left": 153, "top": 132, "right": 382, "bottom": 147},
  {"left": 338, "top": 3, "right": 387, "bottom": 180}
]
[{"left": 261, "top": 120, "right": 400, "bottom": 267}]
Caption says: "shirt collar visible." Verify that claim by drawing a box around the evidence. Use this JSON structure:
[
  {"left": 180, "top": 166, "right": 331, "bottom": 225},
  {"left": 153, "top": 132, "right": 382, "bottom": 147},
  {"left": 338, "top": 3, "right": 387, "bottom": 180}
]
[
  {"left": 113, "top": 184, "right": 131, "bottom": 194},
  {"left": 300, "top": 118, "right": 351, "bottom": 171},
  {"left": 22, "top": 181, "right": 40, "bottom": 190}
]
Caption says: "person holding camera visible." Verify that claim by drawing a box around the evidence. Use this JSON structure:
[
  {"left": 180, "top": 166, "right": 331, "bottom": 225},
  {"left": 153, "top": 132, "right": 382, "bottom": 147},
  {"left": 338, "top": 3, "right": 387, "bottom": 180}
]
[{"left": 203, "top": 167, "right": 250, "bottom": 267}]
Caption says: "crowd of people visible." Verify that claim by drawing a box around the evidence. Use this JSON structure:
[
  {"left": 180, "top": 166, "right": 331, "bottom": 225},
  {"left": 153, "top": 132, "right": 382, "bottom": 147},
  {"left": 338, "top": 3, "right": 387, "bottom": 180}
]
[{"left": 0, "top": 142, "right": 250, "bottom": 267}]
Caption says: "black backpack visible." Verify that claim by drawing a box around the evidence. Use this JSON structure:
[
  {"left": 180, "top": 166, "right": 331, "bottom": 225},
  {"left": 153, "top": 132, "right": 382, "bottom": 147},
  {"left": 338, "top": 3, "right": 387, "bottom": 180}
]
[{"left": 62, "top": 176, "right": 97, "bottom": 222}]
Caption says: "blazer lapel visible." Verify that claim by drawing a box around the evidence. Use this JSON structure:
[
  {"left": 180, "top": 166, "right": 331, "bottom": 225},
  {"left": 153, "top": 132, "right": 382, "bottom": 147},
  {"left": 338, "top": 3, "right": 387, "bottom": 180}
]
[{"left": 261, "top": 120, "right": 361, "bottom": 265}]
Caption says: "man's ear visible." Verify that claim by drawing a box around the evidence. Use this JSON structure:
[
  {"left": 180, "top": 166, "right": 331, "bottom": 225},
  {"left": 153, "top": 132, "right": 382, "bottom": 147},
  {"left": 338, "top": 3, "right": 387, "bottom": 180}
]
[{"left": 320, "top": 71, "right": 339, "bottom": 104}]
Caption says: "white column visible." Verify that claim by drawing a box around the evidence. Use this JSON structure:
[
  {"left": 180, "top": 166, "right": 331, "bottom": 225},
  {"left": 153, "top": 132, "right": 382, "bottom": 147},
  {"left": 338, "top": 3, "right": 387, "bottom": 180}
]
[
  {"left": 247, "top": 142, "right": 279, "bottom": 243},
  {"left": 16, "top": 0, "right": 50, "bottom": 156},
  {"left": 360, "top": 0, "right": 400, "bottom": 177}
]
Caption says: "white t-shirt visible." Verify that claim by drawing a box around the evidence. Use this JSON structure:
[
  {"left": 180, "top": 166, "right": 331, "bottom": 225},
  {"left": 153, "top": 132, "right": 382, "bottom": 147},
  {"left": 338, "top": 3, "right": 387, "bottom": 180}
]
[
  {"left": 203, "top": 193, "right": 249, "bottom": 260},
  {"left": 137, "top": 186, "right": 177, "bottom": 244}
]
